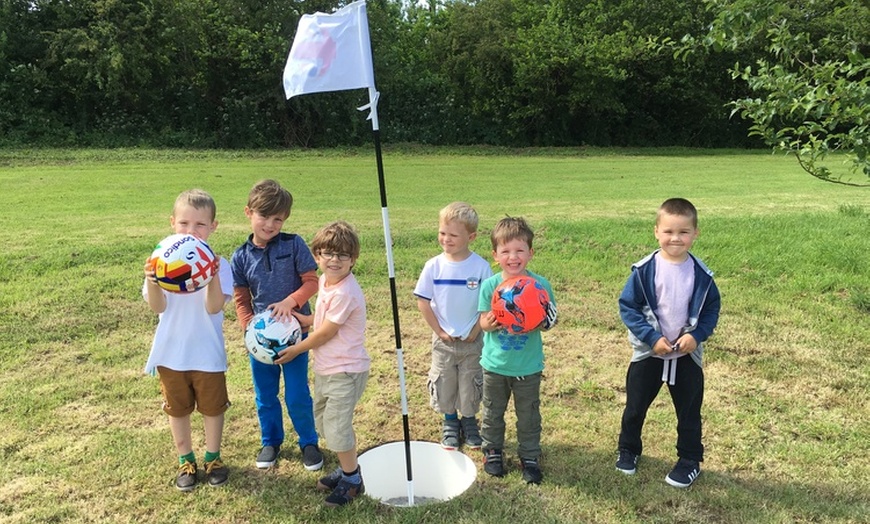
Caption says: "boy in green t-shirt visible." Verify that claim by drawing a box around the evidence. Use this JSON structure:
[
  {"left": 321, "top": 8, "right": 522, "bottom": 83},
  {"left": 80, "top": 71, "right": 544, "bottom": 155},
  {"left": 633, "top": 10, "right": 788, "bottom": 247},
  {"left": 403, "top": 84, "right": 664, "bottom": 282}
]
[{"left": 478, "top": 216, "right": 557, "bottom": 484}]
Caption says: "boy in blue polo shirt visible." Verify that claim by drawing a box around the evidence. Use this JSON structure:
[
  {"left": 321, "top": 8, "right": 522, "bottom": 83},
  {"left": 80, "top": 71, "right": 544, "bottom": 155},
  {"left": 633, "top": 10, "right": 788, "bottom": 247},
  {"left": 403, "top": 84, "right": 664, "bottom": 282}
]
[{"left": 231, "top": 179, "right": 323, "bottom": 471}]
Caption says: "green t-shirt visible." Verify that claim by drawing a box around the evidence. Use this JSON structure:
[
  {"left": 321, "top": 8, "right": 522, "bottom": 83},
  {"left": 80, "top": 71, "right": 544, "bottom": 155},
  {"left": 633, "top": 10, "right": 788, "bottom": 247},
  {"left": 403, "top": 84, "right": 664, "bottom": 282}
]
[{"left": 478, "top": 270, "right": 556, "bottom": 377}]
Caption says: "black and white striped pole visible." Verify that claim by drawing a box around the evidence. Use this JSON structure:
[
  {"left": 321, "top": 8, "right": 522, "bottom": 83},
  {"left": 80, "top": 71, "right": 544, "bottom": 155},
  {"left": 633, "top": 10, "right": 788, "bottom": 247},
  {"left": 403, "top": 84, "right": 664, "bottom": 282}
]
[{"left": 358, "top": 89, "right": 415, "bottom": 506}]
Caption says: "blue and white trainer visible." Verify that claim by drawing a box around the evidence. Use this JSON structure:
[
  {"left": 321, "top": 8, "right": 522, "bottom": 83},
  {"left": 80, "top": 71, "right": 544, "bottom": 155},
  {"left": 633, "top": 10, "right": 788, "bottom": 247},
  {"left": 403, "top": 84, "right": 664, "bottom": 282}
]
[{"left": 665, "top": 458, "right": 701, "bottom": 488}]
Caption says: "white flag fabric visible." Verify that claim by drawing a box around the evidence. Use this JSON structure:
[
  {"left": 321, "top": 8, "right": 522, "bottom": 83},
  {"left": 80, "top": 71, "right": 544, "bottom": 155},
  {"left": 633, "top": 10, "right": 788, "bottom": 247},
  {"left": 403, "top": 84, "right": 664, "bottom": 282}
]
[{"left": 283, "top": 0, "right": 375, "bottom": 99}]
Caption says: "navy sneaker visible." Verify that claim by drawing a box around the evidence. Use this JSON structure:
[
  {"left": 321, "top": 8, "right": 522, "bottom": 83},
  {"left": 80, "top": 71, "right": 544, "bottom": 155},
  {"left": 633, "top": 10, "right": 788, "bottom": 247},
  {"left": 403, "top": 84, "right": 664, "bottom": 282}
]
[
  {"left": 615, "top": 449, "right": 639, "bottom": 475},
  {"left": 302, "top": 445, "right": 324, "bottom": 471},
  {"left": 460, "top": 417, "right": 482, "bottom": 450},
  {"left": 520, "top": 457, "right": 543, "bottom": 484},
  {"left": 317, "top": 467, "right": 343, "bottom": 491},
  {"left": 665, "top": 458, "right": 701, "bottom": 488},
  {"left": 483, "top": 448, "right": 506, "bottom": 477},
  {"left": 441, "top": 418, "right": 461, "bottom": 450},
  {"left": 324, "top": 477, "right": 365, "bottom": 507},
  {"left": 256, "top": 445, "right": 280, "bottom": 469}
]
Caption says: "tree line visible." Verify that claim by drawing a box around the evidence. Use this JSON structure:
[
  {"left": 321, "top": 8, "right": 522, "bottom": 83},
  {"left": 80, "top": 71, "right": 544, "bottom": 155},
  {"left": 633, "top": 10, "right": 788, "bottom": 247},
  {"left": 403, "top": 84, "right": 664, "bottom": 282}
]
[{"left": 0, "top": 0, "right": 866, "bottom": 157}]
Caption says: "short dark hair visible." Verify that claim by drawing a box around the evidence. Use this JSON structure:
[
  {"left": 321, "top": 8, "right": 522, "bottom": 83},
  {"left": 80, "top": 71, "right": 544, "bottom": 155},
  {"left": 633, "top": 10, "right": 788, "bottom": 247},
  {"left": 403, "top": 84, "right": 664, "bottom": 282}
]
[{"left": 658, "top": 198, "right": 698, "bottom": 228}]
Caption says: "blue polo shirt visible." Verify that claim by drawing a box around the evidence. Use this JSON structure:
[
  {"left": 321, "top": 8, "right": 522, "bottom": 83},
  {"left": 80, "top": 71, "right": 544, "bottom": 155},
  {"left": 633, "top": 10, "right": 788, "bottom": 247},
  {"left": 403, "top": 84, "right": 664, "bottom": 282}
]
[{"left": 231, "top": 232, "right": 317, "bottom": 315}]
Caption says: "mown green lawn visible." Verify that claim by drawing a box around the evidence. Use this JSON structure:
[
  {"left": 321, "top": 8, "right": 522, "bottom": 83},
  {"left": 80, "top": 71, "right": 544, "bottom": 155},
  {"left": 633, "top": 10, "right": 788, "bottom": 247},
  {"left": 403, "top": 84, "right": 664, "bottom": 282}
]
[{"left": 0, "top": 148, "right": 867, "bottom": 523}]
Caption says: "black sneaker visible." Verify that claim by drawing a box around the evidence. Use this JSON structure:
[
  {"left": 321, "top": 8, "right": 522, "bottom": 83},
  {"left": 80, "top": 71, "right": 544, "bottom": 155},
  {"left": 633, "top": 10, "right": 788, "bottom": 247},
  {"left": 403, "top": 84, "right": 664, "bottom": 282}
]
[
  {"left": 256, "top": 445, "right": 280, "bottom": 469},
  {"left": 317, "top": 467, "right": 344, "bottom": 492},
  {"left": 204, "top": 458, "right": 229, "bottom": 487},
  {"left": 615, "top": 449, "right": 639, "bottom": 475},
  {"left": 302, "top": 444, "right": 324, "bottom": 471},
  {"left": 483, "top": 448, "right": 505, "bottom": 477},
  {"left": 520, "top": 457, "right": 543, "bottom": 484},
  {"left": 324, "top": 477, "right": 365, "bottom": 507},
  {"left": 460, "top": 417, "right": 482, "bottom": 450},
  {"left": 175, "top": 461, "right": 197, "bottom": 492},
  {"left": 666, "top": 458, "right": 701, "bottom": 488},
  {"left": 441, "top": 418, "right": 461, "bottom": 450}
]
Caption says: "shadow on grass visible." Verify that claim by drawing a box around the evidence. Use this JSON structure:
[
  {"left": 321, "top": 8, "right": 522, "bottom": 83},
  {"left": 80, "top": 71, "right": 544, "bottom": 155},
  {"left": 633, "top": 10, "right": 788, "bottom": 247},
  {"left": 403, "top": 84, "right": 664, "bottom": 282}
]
[{"left": 536, "top": 443, "right": 866, "bottom": 522}]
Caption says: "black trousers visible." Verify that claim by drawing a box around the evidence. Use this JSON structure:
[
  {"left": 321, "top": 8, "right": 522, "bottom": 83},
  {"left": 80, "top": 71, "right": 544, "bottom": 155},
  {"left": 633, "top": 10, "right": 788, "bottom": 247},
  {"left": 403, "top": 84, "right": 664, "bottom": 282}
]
[{"left": 617, "top": 355, "right": 704, "bottom": 462}]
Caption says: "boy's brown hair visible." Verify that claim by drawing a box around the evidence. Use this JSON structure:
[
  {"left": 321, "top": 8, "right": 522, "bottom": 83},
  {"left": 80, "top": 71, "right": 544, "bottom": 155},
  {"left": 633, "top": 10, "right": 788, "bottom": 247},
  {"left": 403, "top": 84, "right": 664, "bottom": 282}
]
[
  {"left": 310, "top": 221, "right": 361, "bottom": 259},
  {"left": 490, "top": 216, "right": 534, "bottom": 250},
  {"left": 246, "top": 179, "right": 293, "bottom": 218},
  {"left": 658, "top": 198, "right": 698, "bottom": 228}
]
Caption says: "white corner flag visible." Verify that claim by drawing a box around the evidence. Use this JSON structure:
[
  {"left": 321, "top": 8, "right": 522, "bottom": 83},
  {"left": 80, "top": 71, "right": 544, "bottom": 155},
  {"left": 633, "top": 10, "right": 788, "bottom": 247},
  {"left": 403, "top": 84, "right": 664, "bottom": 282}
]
[{"left": 283, "top": 0, "right": 375, "bottom": 99}]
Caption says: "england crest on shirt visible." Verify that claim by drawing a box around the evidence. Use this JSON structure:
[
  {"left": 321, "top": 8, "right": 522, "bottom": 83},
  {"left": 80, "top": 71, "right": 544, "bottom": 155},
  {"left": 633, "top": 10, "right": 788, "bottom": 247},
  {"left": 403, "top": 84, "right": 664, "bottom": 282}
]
[{"left": 466, "top": 278, "right": 480, "bottom": 290}]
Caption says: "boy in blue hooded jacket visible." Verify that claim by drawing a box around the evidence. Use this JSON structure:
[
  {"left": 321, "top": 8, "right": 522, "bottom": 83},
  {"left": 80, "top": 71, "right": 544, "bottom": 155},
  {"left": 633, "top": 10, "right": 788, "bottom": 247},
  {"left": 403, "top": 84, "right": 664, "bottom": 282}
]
[{"left": 615, "top": 198, "right": 720, "bottom": 488}]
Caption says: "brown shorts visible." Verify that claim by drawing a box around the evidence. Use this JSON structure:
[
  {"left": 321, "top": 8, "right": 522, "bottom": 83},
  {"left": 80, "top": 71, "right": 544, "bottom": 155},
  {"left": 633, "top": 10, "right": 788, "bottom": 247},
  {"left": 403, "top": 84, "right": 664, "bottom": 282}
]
[{"left": 157, "top": 366, "right": 230, "bottom": 417}]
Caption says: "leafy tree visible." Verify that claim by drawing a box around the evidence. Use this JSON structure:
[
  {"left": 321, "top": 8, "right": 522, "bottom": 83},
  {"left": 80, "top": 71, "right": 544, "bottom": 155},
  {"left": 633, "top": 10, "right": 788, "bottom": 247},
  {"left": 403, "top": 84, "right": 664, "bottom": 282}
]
[
  {"left": 673, "top": 0, "right": 870, "bottom": 184},
  {"left": 410, "top": 0, "right": 752, "bottom": 147},
  {"left": 0, "top": 0, "right": 806, "bottom": 150}
]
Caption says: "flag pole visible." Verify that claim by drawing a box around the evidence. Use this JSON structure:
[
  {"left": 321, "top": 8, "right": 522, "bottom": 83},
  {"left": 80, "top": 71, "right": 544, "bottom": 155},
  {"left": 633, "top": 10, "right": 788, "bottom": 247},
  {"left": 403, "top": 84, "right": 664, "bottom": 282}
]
[
  {"left": 359, "top": 88, "right": 415, "bottom": 506},
  {"left": 283, "top": 0, "right": 415, "bottom": 505}
]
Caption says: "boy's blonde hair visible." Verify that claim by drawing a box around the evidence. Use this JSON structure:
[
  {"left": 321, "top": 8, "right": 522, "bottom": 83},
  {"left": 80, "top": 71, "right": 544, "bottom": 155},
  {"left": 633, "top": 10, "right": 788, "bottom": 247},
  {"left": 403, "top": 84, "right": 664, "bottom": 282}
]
[
  {"left": 657, "top": 198, "right": 698, "bottom": 228},
  {"left": 490, "top": 216, "right": 534, "bottom": 250},
  {"left": 173, "top": 189, "right": 216, "bottom": 222},
  {"left": 439, "top": 201, "right": 479, "bottom": 233},
  {"left": 247, "top": 179, "right": 292, "bottom": 218},
  {"left": 310, "top": 221, "right": 361, "bottom": 259}
]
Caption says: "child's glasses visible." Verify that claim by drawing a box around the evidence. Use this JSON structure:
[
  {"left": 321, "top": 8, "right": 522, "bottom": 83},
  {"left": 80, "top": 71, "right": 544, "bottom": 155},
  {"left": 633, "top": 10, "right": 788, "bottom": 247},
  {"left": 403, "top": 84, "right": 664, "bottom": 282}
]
[{"left": 319, "top": 251, "right": 352, "bottom": 261}]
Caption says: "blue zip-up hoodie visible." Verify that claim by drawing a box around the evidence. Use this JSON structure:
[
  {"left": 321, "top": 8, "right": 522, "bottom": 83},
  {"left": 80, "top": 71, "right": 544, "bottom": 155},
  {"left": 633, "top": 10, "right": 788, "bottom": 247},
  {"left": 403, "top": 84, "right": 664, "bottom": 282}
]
[{"left": 618, "top": 250, "right": 720, "bottom": 369}]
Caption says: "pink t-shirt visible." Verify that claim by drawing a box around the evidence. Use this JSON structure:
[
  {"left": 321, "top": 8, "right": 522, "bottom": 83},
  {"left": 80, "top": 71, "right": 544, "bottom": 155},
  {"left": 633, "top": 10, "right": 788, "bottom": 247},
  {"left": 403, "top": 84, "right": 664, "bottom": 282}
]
[
  {"left": 312, "top": 272, "right": 370, "bottom": 375},
  {"left": 654, "top": 252, "right": 695, "bottom": 361}
]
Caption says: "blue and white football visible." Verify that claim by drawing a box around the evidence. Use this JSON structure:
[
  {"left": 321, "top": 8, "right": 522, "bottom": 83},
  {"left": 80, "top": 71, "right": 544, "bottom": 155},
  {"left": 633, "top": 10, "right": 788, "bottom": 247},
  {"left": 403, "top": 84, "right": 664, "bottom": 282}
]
[{"left": 244, "top": 310, "right": 302, "bottom": 365}]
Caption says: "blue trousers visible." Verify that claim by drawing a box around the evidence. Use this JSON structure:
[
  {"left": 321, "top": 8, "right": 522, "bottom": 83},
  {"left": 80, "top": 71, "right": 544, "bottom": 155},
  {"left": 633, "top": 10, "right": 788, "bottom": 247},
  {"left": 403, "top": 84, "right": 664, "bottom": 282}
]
[{"left": 250, "top": 349, "right": 318, "bottom": 450}]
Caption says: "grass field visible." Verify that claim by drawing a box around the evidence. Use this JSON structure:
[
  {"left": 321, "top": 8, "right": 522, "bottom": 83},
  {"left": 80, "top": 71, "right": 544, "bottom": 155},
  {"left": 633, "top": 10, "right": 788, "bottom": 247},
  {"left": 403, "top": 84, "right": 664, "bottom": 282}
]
[{"left": 0, "top": 147, "right": 868, "bottom": 523}]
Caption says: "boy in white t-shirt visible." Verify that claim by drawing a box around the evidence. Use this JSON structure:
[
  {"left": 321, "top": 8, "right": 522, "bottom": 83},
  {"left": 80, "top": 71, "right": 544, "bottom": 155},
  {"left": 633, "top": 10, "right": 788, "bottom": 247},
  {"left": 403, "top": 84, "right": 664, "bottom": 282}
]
[
  {"left": 274, "top": 221, "right": 370, "bottom": 507},
  {"left": 616, "top": 198, "right": 720, "bottom": 488},
  {"left": 414, "top": 202, "right": 492, "bottom": 450},
  {"left": 143, "top": 189, "right": 233, "bottom": 491}
]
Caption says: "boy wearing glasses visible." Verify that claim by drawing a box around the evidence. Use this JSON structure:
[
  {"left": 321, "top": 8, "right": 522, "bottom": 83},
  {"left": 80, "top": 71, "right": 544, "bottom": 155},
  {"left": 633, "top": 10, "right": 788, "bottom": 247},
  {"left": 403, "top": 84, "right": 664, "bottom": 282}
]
[
  {"left": 275, "top": 221, "right": 370, "bottom": 507},
  {"left": 231, "top": 179, "right": 323, "bottom": 472},
  {"left": 414, "top": 202, "right": 492, "bottom": 450}
]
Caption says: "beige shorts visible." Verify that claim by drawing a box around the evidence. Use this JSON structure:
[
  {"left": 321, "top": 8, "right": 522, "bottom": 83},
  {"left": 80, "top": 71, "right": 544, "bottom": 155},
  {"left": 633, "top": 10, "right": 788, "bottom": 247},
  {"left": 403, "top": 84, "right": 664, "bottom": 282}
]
[
  {"left": 157, "top": 366, "right": 230, "bottom": 417},
  {"left": 314, "top": 371, "right": 369, "bottom": 452},
  {"left": 427, "top": 334, "right": 483, "bottom": 416}
]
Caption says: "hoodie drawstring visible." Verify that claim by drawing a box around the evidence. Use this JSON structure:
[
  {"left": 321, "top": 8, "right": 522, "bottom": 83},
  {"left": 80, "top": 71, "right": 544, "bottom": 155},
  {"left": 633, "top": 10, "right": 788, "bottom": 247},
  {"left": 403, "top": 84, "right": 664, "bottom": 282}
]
[{"left": 661, "top": 358, "right": 677, "bottom": 386}]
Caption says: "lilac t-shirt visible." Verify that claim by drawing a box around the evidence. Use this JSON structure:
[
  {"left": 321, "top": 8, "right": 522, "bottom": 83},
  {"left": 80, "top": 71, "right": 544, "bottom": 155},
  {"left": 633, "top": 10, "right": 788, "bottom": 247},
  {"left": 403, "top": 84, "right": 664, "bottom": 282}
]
[{"left": 654, "top": 252, "right": 695, "bottom": 360}]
